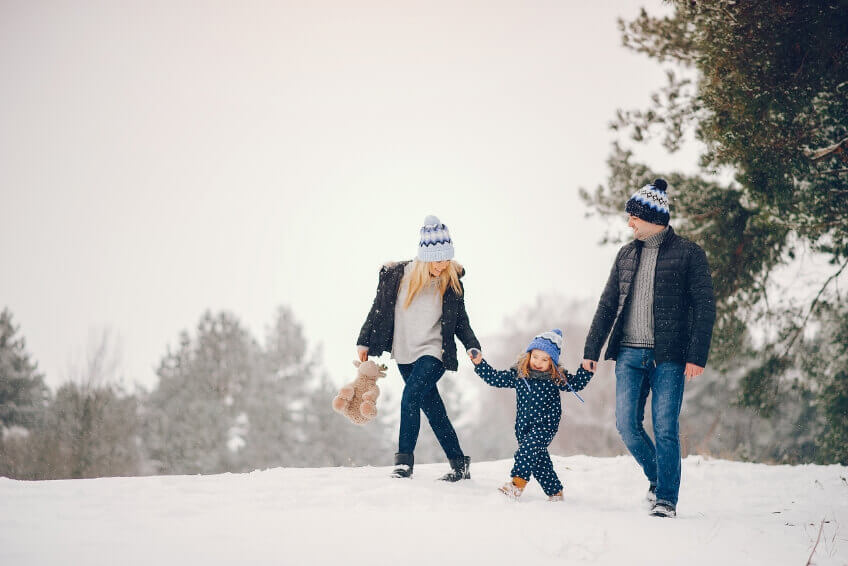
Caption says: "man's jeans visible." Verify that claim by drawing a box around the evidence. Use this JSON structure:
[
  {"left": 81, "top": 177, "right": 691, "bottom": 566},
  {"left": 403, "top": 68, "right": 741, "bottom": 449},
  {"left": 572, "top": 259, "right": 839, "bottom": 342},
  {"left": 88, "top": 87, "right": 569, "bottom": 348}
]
[
  {"left": 615, "top": 347, "right": 685, "bottom": 506},
  {"left": 397, "top": 355, "right": 464, "bottom": 460}
]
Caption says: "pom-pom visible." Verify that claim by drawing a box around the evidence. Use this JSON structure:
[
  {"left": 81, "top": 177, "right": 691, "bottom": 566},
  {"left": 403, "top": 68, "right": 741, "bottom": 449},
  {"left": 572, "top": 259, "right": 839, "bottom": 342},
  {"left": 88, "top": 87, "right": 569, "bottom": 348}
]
[
  {"left": 423, "top": 215, "right": 441, "bottom": 226},
  {"left": 553, "top": 328, "right": 563, "bottom": 337},
  {"left": 652, "top": 178, "right": 668, "bottom": 193}
]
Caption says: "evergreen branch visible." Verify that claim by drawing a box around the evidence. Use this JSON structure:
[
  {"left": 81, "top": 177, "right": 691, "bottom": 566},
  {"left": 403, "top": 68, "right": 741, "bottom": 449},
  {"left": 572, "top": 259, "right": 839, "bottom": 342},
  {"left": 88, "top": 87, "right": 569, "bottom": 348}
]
[
  {"left": 818, "top": 169, "right": 848, "bottom": 175},
  {"left": 784, "top": 257, "right": 848, "bottom": 356}
]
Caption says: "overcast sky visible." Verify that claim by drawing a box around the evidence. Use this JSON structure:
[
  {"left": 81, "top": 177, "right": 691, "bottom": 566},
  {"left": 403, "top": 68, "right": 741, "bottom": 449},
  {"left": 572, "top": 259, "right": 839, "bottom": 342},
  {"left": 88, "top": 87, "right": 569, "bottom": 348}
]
[{"left": 1, "top": 1, "right": 703, "bottom": 389}]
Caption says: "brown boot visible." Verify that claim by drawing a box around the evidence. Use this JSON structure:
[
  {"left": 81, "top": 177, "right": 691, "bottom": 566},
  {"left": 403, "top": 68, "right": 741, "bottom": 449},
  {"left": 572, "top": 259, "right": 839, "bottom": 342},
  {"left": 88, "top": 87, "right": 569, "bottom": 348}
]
[
  {"left": 499, "top": 477, "right": 527, "bottom": 500},
  {"left": 547, "top": 491, "right": 564, "bottom": 502}
]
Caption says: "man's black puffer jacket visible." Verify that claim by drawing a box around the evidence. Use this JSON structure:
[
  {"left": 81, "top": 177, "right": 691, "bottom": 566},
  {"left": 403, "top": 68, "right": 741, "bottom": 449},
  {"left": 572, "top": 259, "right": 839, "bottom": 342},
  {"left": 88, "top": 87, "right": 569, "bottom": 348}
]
[
  {"left": 583, "top": 226, "right": 716, "bottom": 367},
  {"left": 357, "top": 261, "right": 481, "bottom": 371}
]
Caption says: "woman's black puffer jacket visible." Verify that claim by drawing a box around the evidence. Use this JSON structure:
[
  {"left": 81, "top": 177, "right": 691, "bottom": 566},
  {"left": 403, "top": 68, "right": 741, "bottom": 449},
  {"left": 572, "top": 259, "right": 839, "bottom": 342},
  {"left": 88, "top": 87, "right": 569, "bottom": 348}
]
[{"left": 357, "top": 261, "right": 481, "bottom": 371}]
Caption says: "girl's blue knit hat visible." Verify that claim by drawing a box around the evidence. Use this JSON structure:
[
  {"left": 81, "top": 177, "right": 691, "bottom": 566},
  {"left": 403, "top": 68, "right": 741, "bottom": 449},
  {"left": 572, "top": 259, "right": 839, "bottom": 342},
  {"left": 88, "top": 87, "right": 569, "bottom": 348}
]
[{"left": 526, "top": 329, "right": 563, "bottom": 366}]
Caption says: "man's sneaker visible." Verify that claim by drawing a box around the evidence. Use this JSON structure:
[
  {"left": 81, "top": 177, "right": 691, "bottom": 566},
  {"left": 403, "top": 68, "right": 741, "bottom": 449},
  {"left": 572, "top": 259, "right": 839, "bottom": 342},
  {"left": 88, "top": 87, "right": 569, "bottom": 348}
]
[
  {"left": 547, "top": 491, "right": 564, "bottom": 502},
  {"left": 650, "top": 501, "right": 677, "bottom": 518},
  {"left": 439, "top": 456, "right": 471, "bottom": 482},
  {"left": 646, "top": 484, "right": 657, "bottom": 503},
  {"left": 499, "top": 477, "right": 527, "bottom": 500},
  {"left": 391, "top": 453, "right": 413, "bottom": 478}
]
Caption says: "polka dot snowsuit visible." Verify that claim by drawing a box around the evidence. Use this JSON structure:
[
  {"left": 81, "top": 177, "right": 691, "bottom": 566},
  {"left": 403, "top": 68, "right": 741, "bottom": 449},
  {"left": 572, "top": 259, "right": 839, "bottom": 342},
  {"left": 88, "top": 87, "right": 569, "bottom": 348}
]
[{"left": 474, "top": 360, "right": 594, "bottom": 496}]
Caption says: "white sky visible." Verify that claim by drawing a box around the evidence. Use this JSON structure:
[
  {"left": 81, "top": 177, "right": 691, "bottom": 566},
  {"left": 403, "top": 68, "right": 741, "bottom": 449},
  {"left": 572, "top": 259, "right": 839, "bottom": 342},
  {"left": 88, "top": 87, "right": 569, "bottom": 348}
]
[{"left": 1, "top": 1, "right": 702, "bottom": 389}]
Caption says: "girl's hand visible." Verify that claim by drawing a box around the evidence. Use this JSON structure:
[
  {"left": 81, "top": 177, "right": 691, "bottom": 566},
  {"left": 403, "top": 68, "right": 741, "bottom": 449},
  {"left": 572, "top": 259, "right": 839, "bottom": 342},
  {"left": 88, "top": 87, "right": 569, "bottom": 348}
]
[
  {"left": 468, "top": 348, "right": 482, "bottom": 365},
  {"left": 357, "top": 346, "right": 369, "bottom": 363},
  {"left": 581, "top": 359, "right": 597, "bottom": 372}
]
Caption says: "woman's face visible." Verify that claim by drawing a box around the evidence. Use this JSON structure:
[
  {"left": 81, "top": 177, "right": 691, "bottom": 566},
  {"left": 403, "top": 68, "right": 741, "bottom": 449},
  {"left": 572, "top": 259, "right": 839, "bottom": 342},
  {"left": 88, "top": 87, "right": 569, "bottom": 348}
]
[
  {"left": 428, "top": 260, "right": 450, "bottom": 277},
  {"left": 529, "top": 349, "right": 552, "bottom": 372}
]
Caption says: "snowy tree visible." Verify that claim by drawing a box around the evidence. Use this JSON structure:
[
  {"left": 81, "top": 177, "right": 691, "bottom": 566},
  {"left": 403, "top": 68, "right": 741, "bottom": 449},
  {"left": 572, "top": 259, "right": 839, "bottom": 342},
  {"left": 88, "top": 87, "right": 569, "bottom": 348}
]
[
  {"left": 145, "top": 311, "right": 261, "bottom": 474},
  {"left": 299, "top": 369, "right": 391, "bottom": 467},
  {"left": 1, "top": 330, "right": 141, "bottom": 479},
  {"left": 143, "top": 306, "right": 391, "bottom": 473},
  {"left": 0, "top": 308, "right": 48, "bottom": 429},
  {"left": 582, "top": 1, "right": 848, "bottom": 463},
  {"left": 38, "top": 381, "right": 141, "bottom": 479},
  {"left": 240, "top": 306, "right": 317, "bottom": 469}
]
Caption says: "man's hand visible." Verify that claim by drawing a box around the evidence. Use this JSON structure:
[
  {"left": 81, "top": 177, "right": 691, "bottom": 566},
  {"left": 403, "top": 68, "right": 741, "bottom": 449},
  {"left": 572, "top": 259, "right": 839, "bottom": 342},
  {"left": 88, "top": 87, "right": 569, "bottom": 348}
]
[
  {"left": 684, "top": 363, "right": 704, "bottom": 382},
  {"left": 468, "top": 348, "right": 482, "bottom": 366},
  {"left": 582, "top": 359, "right": 597, "bottom": 372},
  {"left": 357, "top": 346, "right": 369, "bottom": 363}
]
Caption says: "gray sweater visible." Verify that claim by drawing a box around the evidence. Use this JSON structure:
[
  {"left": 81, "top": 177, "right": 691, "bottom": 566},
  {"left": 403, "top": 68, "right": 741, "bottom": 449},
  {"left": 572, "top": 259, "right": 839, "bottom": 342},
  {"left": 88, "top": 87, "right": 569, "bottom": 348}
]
[
  {"left": 391, "top": 262, "right": 444, "bottom": 364},
  {"left": 621, "top": 228, "right": 668, "bottom": 348}
]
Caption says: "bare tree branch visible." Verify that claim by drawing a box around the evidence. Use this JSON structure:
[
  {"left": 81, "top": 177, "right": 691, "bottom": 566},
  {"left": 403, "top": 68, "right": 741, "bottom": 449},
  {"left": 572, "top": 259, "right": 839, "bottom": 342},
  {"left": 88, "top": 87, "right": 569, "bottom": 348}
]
[{"left": 805, "top": 137, "right": 848, "bottom": 161}]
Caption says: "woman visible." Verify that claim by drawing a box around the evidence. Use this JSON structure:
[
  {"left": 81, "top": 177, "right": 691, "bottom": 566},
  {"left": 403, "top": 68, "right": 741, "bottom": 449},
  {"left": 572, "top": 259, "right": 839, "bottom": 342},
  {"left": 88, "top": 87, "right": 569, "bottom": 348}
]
[{"left": 356, "top": 215, "right": 481, "bottom": 481}]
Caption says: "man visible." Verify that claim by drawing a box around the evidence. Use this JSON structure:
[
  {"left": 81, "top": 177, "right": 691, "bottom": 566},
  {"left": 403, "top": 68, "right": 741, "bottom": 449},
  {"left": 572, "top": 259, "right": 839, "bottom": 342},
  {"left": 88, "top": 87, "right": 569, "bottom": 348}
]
[{"left": 582, "top": 178, "right": 715, "bottom": 518}]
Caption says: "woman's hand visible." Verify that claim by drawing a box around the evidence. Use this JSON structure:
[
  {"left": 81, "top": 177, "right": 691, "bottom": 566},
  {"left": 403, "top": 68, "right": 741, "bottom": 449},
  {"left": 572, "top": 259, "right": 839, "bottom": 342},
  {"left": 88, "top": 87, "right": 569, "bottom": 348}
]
[
  {"left": 581, "top": 359, "right": 597, "bottom": 372},
  {"left": 468, "top": 348, "right": 482, "bottom": 366},
  {"left": 357, "top": 346, "right": 369, "bottom": 362}
]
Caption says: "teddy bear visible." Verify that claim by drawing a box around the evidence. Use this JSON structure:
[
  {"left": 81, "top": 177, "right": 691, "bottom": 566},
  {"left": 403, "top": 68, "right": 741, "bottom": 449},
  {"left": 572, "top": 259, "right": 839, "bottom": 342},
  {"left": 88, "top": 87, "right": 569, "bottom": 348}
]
[{"left": 332, "top": 359, "right": 387, "bottom": 424}]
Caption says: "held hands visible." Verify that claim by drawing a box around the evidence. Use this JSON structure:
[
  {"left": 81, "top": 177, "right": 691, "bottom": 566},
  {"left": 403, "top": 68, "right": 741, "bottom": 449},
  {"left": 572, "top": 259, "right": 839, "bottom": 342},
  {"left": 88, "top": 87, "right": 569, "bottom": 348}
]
[
  {"left": 468, "top": 348, "right": 482, "bottom": 366},
  {"left": 581, "top": 359, "right": 597, "bottom": 372},
  {"left": 685, "top": 363, "right": 704, "bottom": 382}
]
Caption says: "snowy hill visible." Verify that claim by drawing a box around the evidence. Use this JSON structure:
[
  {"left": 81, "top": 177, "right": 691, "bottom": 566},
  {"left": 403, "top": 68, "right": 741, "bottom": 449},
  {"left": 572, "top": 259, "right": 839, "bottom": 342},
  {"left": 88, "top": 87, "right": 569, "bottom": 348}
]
[{"left": 1, "top": 456, "right": 845, "bottom": 566}]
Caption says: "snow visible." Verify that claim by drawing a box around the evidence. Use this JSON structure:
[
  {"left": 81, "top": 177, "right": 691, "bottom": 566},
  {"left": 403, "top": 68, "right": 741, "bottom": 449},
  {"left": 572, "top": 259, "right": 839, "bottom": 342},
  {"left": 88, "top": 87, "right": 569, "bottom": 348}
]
[{"left": 1, "top": 456, "right": 845, "bottom": 566}]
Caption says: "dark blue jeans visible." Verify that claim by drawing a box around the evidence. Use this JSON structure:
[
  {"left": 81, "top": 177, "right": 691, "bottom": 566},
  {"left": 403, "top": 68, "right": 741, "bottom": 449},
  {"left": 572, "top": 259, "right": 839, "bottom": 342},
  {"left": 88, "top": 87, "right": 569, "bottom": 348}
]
[
  {"left": 397, "top": 355, "right": 464, "bottom": 460},
  {"left": 615, "top": 347, "right": 685, "bottom": 506}
]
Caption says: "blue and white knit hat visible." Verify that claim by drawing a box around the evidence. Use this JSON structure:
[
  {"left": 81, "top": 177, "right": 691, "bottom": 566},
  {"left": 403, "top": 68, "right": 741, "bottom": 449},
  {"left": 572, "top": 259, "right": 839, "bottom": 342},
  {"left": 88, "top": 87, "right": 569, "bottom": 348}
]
[
  {"left": 526, "top": 329, "right": 563, "bottom": 366},
  {"left": 625, "top": 178, "right": 670, "bottom": 226},
  {"left": 417, "top": 215, "right": 455, "bottom": 262}
]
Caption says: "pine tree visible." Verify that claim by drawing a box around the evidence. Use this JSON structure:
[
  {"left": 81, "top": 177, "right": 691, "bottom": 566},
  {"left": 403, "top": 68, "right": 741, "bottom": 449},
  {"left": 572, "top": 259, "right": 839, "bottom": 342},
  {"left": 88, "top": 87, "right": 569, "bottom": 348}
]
[
  {"left": 0, "top": 308, "right": 48, "bottom": 429},
  {"left": 240, "top": 306, "right": 314, "bottom": 469},
  {"left": 145, "top": 311, "right": 261, "bottom": 474},
  {"left": 581, "top": 0, "right": 848, "bottom": 463}
]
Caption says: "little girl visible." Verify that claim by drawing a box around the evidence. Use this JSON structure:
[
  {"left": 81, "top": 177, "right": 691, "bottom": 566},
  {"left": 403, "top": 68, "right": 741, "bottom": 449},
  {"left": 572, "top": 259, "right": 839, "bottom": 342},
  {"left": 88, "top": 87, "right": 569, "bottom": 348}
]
[{"left": 470, "top": 329, "right": 593, "bottom": 501}]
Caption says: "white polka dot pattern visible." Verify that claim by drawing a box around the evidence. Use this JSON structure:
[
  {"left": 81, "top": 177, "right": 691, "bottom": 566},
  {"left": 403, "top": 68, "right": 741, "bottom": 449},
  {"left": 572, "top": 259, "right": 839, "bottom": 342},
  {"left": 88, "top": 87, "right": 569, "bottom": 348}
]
[{"left": 474, "top": 359, "right": 594, "bottom": 497}]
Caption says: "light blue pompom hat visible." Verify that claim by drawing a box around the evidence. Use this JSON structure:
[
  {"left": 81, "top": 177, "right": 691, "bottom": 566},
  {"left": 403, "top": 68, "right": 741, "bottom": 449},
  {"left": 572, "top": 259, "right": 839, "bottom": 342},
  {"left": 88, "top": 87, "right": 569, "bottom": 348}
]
[
  {"left": 526, "top": 329, "right": 563, "bottom": 366},
  {"left": 417, "top": 215, "right": 455, "bottom": 262}
]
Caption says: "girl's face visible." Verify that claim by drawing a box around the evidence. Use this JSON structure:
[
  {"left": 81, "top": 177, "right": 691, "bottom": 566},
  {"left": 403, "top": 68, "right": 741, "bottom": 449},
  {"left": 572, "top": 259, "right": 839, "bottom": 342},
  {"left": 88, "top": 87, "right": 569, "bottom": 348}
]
[
  {"left": 529, "top": 349, "right": 552, "bottom": 372},
  {"left": 429, "top": 260, "right": 450, "bottom": 277}
]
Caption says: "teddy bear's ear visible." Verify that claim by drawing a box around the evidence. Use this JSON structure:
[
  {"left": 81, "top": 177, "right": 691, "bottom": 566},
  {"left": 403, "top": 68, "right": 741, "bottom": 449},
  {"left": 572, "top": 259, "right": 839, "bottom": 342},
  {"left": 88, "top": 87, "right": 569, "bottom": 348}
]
[{"left": 353, "top": 360, "right": 362, "bottom": 368}]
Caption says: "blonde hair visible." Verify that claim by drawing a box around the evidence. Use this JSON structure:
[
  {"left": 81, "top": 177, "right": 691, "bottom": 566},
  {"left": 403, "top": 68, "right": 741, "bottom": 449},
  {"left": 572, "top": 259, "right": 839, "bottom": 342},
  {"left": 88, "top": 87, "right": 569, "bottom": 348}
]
[
  {"left": 516, "top": 351, "right": 566, "bottom": 385},
  {"left": 403, "top": 260, "right": 463, "bottom": 309}
]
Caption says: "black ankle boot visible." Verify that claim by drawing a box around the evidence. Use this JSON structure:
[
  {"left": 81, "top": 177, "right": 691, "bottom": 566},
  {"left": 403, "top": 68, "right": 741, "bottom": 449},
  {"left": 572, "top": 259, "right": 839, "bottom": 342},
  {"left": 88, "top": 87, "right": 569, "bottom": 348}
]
[
  {"left": 439, "top": 456, "right": 471, "bottom": 482},
  {"left": 391, "top": 453, "right": 414, "bottom": 478}
]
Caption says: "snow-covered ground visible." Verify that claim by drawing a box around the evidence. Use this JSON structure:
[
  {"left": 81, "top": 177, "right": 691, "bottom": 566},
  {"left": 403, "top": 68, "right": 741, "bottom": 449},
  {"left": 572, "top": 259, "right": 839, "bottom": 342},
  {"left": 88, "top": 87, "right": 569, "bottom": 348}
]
[{"left": 1, "top": 456, "right": 845, "bottom": 566}]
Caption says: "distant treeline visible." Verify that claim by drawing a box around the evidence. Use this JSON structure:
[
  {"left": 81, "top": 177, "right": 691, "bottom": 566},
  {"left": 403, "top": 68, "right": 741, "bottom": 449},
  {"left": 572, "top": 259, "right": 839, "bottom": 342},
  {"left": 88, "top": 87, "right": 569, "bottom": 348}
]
[
  {"left": 0, "top": 295, "right": 840, "bottom": 481},
  {"left": 0, "top": 306, "right": 388, "bottom": 480}
]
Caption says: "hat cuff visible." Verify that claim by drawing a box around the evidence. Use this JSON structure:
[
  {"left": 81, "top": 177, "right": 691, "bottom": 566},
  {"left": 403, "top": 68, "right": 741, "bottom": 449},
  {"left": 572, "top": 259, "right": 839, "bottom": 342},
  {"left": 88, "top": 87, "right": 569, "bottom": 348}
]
[
  {"left": 417, "top": 245, "right": 455, "bottom": 262},
  {"left": 626, "top": 199, "right": 669, "bottom": 226},
  {"left": 526, "top": 340, "right": 561, "bottom": 366}
]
